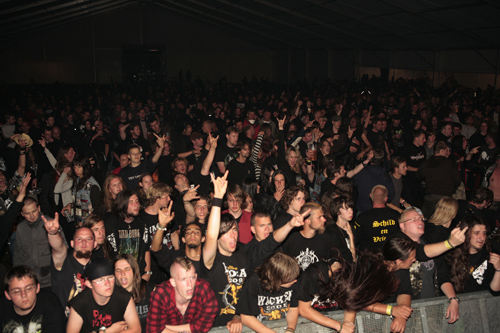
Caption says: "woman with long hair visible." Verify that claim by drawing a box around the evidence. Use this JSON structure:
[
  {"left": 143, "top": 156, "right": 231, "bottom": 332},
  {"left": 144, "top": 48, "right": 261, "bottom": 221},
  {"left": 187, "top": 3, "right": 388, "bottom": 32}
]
[
  {"left": 426, "top": 196, "right": 459, "bottom": 242},
  {"left": 237, "top": 252, "right": 301, "bottom": 332},
  {"left": 114, "top": 254, "right": 154, "bottom": 331},
  {"left": 94, "top": 174, "right": 125, "bottom": 217},
  {"left": 328, "top": 196, "right": 356, "bottom": 262},
  {"left": 68, "top": 155, "right": 101, "bottom": 225},
  {"left": 137, "top": 172, "right": 154, "bottom": 204},
  {"left": 297, "top": 237, "right": 415, "bottom": 333},
  {"left": 446, "top": 215, "right": 500, "bottom": 294}
]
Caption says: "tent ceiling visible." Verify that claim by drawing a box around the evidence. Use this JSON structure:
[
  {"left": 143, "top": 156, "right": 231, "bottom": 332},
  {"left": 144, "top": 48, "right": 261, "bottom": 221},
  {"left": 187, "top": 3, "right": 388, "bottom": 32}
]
[{"left": 1, "top": 0, "right": 500, "bottom": 50}]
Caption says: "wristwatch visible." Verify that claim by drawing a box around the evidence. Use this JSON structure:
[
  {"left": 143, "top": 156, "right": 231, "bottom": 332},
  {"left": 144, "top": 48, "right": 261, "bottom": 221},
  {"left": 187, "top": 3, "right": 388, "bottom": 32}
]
[{"left": 449, "top": 296, "right": 460, "bottom": 304}]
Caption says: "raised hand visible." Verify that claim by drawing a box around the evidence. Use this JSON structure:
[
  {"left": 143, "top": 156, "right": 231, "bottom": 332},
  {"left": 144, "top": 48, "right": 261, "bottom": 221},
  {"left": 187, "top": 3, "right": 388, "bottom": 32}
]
[
  {"left": 207, "top": 134, "right": 219, "bottom": 150},
  {"left": 449, "top": 226, "right": 468, "bottom": 248},
  {"left": 38, "top": 138, "right": 46, "bottom": 148},
  {"left": 211, "top": 171, "right": 229, "bottom": 199},
  {"left": 154, "top": 133, "right": 166, "bottom": 149},
  {"left": 158, "top": 200, "right": 175, "bottom": 227},
  {"left": 289, "top": 208, "right": 311, "bottom": 228},
  {"left": 43, "top": 213, "right": 60, "bottom": 235},
  {"left": 278, "top": 116, "right": 287, "bottom": 130},
  {"left": 183, "top": 185, "right": 201, "bottom": 202}
]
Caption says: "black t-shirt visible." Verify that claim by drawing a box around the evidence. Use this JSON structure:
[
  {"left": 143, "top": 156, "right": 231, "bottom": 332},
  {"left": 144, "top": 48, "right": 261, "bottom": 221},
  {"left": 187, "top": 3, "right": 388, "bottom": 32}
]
[
  {"left": 243, "top": 235, "right": 281, "bottom": 272},
  {"left": 0, "top": 290, "right": 65, "bottom": 333},
  {"left": 296, "top": 261, "right": 340, "bottom": 311},
  {"left": 273, "top": 212, "right": 293, "bottom": 230},
  {"left": 366, "top": 130, "right": 386, "bottom": 151},
  {"left": 214, "top": 144, "right": 237, "bottom": 175},
  {"left": 354, "top": 207, "right": 401, "bottom": 251},
  {"left": 118, "top": 159, "right": 158, "bottom": 192},
  {"left": 104, "top": 214, "right": 150, "bottom": 274},
  {"left": 135, "top": 282, "right": 155, "bottom": 332},
  {"left": 69, "top": 286, "right": 131, "bottom": 332},
  {"left": 400, "top": 143, "right": 426, "bottom": 181},
  {"left": 202, "top": 250, "right": 250, "bottom": 327},
  {"left": 281, "top": 232, "right": 331, "bottom": 271},
  {"left": 152, "top": 246, "right": 203, "bottom": 276},
  {"left": 384, "top": 269, "right": 412, "bottom": 303},
  {"left": 236, "top": 273, "right": 298, "bottom": 321},
  {"left": 226, "top": 158, "right": 256, "bottom": 186},
  {"left": 51, "top": 250, "right": 87, "bottom": 313},
  {"left": 462, "top": 250, "right": 496, "bottom": 293}
]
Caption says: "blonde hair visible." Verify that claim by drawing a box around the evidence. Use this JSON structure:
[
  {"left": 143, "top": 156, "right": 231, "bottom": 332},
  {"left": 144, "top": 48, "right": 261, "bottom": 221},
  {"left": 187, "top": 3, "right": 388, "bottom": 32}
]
[
  {"left": 285, "top": 146, "right": 303, "bottom": 174},
  {"left": 428, "top": 197, "right": 458, "bottom": 226}
]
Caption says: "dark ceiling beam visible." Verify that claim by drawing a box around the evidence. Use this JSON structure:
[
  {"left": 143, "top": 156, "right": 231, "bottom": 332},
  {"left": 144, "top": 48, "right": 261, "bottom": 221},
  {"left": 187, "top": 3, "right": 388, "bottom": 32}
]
[
  {"left": 0, "top": 0, "right": 60, "bottom": 16},
  {"left": 1, "top": 0, "right": 120, "bottom": 23},
  {"left": 0, "top": 1, "right": 95, "bottom": 23},
  {"left": 209, "top": 0, "right": 342, "bottom": 47},
  {"left": 302, "top": 0, "right": 431, "bottom": 50},
  {"left": 250, "top": 0, "right": 382, "bottom": 49},
  {"left": 0, "top": 0, "right": 133, "bottom": 41},
  {"left": 150, "top": 0, "right": 300, "bottom": 50}
]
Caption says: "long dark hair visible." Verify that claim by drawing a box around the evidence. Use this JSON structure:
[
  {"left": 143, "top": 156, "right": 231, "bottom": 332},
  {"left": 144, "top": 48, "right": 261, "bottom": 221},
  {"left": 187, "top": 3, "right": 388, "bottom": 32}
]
[
  {"left": 72, "top": 155, "right": 92, "bottom": 191},
  {"left": 446, "top": 215, "right": 490, "bottom": 293},
  {"left": 113, "top": 254, "right": 147, "bottom": 303},
  {"left": 318, "top": 250, "right": 400, "bottom": 312}
]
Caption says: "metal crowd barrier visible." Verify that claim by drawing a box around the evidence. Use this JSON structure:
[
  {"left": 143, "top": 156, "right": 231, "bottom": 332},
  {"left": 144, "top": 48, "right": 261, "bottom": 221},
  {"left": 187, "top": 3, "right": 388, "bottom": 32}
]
[{"left": 210, "top": 291, "right": 499, "bottom": 332}]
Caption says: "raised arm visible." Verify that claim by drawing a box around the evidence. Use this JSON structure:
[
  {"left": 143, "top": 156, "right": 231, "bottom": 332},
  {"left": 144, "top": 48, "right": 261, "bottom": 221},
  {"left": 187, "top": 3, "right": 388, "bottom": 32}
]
[
  {"left": 201, "top": 134, "right": 218, "bottom": 176},
  {"left": 422, "top": 227, "right": 467, "bottom": 258},
  {"left": 151, "top": 134, "right": 165, "bottom": 164},
  {"left": 183, "top": 186, "right": 200, "bottom": 224},
  {"left": 203, "top": 171, "right": 228, "bottom": 270},
  {"left": 42, "top": 213, "right": 67, "bottom": 271},
  {"left": 273, "top": 209, "right": 310, "bottom": 243},
  {"left": 150, "top": 200, "right": 174, "bottom": 252}
]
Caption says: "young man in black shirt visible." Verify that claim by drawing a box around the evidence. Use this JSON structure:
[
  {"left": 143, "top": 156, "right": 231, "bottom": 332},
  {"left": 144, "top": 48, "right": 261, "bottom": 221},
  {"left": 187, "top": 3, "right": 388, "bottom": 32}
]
[
  {"left": 1, "top": 266, "right": 64, "bottom": 333},
  {"left": 67, "top": 258, "right": 140, "bottom": 333}
]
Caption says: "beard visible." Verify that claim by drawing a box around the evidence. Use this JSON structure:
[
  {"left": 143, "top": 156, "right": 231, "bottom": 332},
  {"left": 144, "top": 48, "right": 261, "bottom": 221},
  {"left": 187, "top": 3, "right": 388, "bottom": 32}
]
[
  {"left": 75, "top": 250, "right": 92, "bottom": 259},
  {"left": 187, "top": 243, "right": 200, "bottom": 249}
]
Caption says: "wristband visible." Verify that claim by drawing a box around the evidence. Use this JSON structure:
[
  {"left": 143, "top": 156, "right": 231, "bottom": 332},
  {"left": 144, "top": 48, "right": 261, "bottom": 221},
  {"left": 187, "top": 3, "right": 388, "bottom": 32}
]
[
  {"left": 338, "top": 323, "right": 343, "bottom": 332},
  {"left": 212, "top": 198, "right": 223, "bottom": 208},
  {"left": 386, "top": 305, "right": 393, "bottom": 316},
  {"left": 444, "top": 239, "right": 455, "bottom": 250},
  {"left": 449, "top": 296, "right": 460, "bottom": 304},
  {"left": 286, "top": 328, "right": 295, "bottom": 333},
  {"left": 156, "top": 223, "right": 167, "bottom": 231},
  {"left": 305, "top": 160, "right": 312, "bottom": 166},
  {"left": 145, "top": 271, "right": 153, "bottom": 275}
]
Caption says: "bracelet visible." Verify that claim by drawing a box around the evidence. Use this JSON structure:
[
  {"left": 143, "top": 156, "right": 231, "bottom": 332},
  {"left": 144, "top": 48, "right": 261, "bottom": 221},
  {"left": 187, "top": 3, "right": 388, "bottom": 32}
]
[
  {"left": 285, "top": 328, "right": 295, "bottom": 333},
  {"left": 145, "top": 271, "right": 153, "bottom": 275},
  {"left": 212, "top": 198, "right": 223, "bottom": 208},
  {"left": 495, "top": 269, "right": 500, "bottom": 272},
  {"left": 444, "top": 239, "right": 455, "bottom": 250},
  {"left": 449, "top": 296, "right": 460, "bottom": 304},
  {"left": 183, "top": 200, "right": 191, "bottom": 203},
  {"left": 156, "top": 223, "right": 167, "bottom": 231},
  {"left": 386, "top": 305, "right": 393, "bottom": 316},
  {"left": 337, "top": 323, "right": 343, "bottom": 332},
  {"left": 305, "top": 160, "right": 312, "bottom": 166}
]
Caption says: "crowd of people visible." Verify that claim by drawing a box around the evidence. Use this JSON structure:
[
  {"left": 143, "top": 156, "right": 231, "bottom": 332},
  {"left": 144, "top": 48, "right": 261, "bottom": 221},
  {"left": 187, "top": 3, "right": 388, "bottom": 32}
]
[{"left": 1, "top": 74, "right": 500, "bottom": 332}]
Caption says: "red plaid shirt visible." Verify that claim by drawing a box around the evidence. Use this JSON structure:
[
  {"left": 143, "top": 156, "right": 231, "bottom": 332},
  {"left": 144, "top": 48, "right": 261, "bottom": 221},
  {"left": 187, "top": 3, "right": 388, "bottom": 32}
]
[{"left": 146, "top": 277, "right": 218, "bottom": 333}]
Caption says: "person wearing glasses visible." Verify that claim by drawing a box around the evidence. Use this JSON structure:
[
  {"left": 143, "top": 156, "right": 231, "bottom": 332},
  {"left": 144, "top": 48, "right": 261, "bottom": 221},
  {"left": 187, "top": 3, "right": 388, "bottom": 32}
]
[
  {"left": 392, "top": 207, "right": 468, "bottom": 324},
  {"left": 1, "top": 265, "right": 65, "bottom": 332},
  {"left": 67, "top": 258, "right": 141, "bottom": 333}
]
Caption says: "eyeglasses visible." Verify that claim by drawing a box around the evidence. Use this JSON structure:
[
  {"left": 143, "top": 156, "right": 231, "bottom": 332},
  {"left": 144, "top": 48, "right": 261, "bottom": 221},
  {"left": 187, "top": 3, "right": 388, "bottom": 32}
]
[
  {"left": 10, "top": 284, "right": 36, "bottom": 296},
  {"left": 93, "top": 275, "right": 115, "bottom": 285},
  {"left": 402, "top": 216, "right": 426, "bottom": 223}
]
